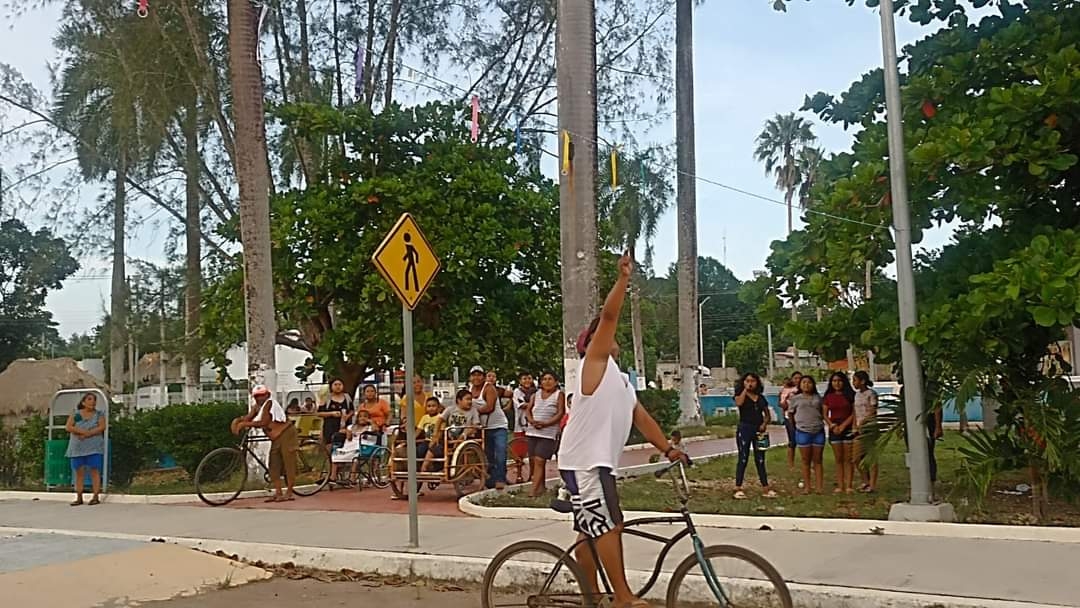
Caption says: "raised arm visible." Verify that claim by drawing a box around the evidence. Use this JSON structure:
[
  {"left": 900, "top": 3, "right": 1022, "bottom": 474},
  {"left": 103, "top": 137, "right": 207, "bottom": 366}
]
[{"left": 581, "top": 253, "right": 633, "bottom": 396}]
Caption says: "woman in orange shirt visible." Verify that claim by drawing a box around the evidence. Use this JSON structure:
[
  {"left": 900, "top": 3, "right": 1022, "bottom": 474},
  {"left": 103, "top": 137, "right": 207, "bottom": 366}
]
[{"left": 357, "top": 383, "right": 391, "bottom": 431}]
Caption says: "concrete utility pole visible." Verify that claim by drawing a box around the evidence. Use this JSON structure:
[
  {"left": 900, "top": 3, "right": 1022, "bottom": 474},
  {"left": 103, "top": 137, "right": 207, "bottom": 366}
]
[
  {"left": 675, "top": 0, "right": 701, "bottom": 425},
  {"left": 878, "top": 0, "right": 953, "bottom": 522},
  {"left": 159, "top": 272, "right": 168, "bottom": 408},
  {"left": 556, "top": 0, "right": 599, "bottom": 393}
]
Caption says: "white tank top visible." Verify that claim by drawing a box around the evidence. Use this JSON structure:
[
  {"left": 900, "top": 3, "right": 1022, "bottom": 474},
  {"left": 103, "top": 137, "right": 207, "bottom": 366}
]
[
  {"left": 476, "top": 382, "right": 508, "bottom": 430},
  {"left": 557, "top": 357, "right": 636, "bottom": 472},
  {"left": 526, "top": 389, "right": 561, "bottom": 440}
]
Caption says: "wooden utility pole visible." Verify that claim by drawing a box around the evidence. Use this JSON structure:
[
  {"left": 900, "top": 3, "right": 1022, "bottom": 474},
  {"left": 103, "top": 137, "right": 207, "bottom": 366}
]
[
  {"left": 556, "top": 0, "right": 599, "bottom": 391},
  {"left": 227, "top": 0, "right": 278, "bottom": 393},
  {"left": 675, "top": 0, "right": 701, "bottom": 424}
]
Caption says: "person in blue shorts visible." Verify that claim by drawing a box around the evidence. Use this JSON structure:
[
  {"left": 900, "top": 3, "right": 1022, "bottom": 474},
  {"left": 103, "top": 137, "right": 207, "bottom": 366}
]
[
  {"left": 787, "top": 375, "right": 825, "bottom": 494},
  {"left": 65, "top": 392, "right": 106, "bottom": 506}
]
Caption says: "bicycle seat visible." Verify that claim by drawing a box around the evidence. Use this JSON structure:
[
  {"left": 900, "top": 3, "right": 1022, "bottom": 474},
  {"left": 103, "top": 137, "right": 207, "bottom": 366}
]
[{"left": 550, "top": 498, "right": 573, "bottom": 514}]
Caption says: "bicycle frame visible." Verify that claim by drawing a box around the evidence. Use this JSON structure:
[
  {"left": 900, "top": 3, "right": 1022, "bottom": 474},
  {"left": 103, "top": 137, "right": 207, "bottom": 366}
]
[{"left": 548, "top": 461, "right": 732, "bottom": 605}]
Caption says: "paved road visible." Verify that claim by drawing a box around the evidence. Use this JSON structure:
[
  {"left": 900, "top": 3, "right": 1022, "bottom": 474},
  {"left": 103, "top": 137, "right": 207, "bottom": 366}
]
[{"left": 1, "top": 500, "right": 1077, "bottom": 606}]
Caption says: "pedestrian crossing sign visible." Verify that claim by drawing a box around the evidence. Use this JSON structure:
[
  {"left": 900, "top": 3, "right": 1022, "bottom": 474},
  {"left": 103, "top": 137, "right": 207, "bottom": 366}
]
[{"left": 372, "top": 213, "right": 441, "bottom": 310}]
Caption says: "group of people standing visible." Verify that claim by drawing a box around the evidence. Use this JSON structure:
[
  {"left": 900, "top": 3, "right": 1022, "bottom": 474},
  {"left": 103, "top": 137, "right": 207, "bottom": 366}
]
[{"left": 732, "top": 369, "right": 884, "bottom": 498}]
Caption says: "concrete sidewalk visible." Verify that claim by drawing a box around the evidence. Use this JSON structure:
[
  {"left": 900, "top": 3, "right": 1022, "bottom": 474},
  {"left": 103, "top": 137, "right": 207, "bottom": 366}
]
[{"left": 0, "top": 500, "right": 1075, "bottom": 607}]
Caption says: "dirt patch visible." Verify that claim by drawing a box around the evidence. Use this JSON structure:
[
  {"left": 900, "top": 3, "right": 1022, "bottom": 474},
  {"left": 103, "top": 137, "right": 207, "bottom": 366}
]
[{"left": 140, "top": 577, "right": 479, "bottom": 607}]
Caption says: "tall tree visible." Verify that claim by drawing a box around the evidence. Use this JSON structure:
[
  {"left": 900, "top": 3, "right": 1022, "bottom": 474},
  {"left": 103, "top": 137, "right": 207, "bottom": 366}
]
[
  {"left": 51, "top": 2, "right": 175, "bottom": 391},
  {"left": 753, "top": 112, "right": 817, "bottom": 234},
  {"left": 0, "top": 219, "right": 79, "bottom": 372},
  {"left": 597, "top": 146, "right": 673, "bottom": 381},
  {"left": 226, "top": 0, "right": 277, "bottom": 390}
]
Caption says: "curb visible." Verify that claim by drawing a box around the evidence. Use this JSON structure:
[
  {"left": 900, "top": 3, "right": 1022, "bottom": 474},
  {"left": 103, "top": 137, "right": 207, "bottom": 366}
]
[
  {"left": 0, "top": 484, "right": 318, "bottom": 505},
  {"left": 0, "top": 526, "right": 1067, "bottom": 608},
  {"left": 621, "top": 434, "right": 715, "bottom": 452}
]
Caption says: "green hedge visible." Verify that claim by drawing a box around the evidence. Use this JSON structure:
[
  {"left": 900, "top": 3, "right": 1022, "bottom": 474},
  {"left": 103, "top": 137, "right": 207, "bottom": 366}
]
[
  {"left": 0, "top": 401, "right": 245, "bottom": 490},
  {"left": 628, "top": 389, "right": 681, "bottom": 444}
]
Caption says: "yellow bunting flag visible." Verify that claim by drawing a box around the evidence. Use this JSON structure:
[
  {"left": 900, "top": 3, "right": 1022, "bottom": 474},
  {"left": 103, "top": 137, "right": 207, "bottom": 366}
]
[
  {"left": 561, "top": 130, "right": 571, "bottom": 176},
  {"left": 610, "top": 147, "right": 618, "bottom": 188}
]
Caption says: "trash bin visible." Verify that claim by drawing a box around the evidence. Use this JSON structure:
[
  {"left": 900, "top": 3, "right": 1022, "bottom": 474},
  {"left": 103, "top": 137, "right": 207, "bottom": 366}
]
[{"left": 45, "top": 439, "right": 103, "bottom": 489}]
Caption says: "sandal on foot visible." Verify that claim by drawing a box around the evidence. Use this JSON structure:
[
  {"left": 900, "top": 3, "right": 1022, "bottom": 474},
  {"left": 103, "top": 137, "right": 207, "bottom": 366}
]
[
  {"left": 733, "top": 490, "right": 748, "bottom": 500},
  {"left": 264, "top": 496, "right": 282, "bottom": 503},
  {"left": 763, "top": 490, "right": 778, "bottom": 498},
  {"left": 88, "top": 497, "right": 100, "bottom": 506},
  {"left": 70, "top": 499, "right": 83, "bottom": 506}
]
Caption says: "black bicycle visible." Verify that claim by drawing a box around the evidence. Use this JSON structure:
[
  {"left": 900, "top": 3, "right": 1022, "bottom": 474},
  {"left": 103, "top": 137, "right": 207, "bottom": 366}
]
[
  {"left": 481, "top": 460, "right": 792, "bottom": 607},
  {"left": 194, "top": 429, "right": 332, "bottom": 506}
]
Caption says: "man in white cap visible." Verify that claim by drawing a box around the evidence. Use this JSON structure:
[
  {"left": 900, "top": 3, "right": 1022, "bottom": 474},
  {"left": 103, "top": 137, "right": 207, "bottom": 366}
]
[
  {"left": 469, "top": 364, "right": 508, "bottom": 490},
  {"left": 235, "top": 384, "right": 298, "bottom": 501}
]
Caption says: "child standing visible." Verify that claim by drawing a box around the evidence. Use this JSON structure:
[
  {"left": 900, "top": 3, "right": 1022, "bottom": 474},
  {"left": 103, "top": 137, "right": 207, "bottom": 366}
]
[
  {"left": 788, "top": 375, "right": 825, "bottom": 494},
  {"left": 823, "top": 372, "right": 857, "bottom": 494},
  {"left": 852, "top": 370, "right": 880, "bottom": 492}
]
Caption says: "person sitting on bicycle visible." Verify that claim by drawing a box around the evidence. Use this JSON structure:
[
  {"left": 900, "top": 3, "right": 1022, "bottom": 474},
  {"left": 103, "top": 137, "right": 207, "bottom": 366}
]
[
  {"left": 235, "top": 384, "right": 298, "bottom": 502},
  {"left": 558, "top": 253, "right": 686, "bottom": 608}
]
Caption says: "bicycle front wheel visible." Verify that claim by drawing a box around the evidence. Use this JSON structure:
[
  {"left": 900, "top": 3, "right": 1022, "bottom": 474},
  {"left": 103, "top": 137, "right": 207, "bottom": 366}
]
[
  {"left": 666, "top": 544, "right": 792, "bottom": 608},
  {"left": 481, "top": 540, "right": 595, "bottom": 608},
  {"left": 194, "top": 447, "right": 247, "bottom": 506},
  {"left": 293, "top": 439, "right": 331, "bottom": 496}
]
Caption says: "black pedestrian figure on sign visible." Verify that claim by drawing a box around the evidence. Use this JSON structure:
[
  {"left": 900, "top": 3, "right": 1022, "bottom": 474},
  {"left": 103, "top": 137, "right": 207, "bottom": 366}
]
[{"left": 403, "top": 232, "right": 420, "bottom": 292}]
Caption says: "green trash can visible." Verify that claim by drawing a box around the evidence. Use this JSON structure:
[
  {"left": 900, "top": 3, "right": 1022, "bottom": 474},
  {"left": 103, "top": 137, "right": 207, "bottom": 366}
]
[{"left": 45, "top": 439, "right": 72, "bottom": 487}]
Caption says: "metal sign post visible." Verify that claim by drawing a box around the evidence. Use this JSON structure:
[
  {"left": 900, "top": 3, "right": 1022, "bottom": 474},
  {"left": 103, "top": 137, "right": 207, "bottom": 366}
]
[{"left": 371, "top": 212, "right": 442, "bottom": 548}]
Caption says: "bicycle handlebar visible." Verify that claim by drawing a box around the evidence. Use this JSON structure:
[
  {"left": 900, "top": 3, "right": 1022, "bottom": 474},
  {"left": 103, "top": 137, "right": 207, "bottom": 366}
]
[{"left": 653, "top": 455, "right": 693, "bottom": 479}]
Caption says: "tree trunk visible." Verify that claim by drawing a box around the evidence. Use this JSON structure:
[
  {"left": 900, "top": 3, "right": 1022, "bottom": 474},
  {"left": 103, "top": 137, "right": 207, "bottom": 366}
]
[
  {"left": 109, "top": 156, "right": 127, "bottom": 394},
  {"left": 383, "top": 0, "right": 403, "bottom": 108},
  {"left": 183, "top": 100, "right": 202, "bottom": 403},
  {"left": 675, "top": 0, "right": 700, "bottom": 425},
  {"left": 227, "top": 0, "right": 278, "bottom": 393},
  {"left": 1030, "top": 462, "right": 1046, "bottom": 522},
  {"left": 363, "top": 0, "right": 377, "bottom": 108},
  {"left": 331, "top": 0, "right": 343, "bottom": 107},
  {"left": 555, "top": 0, "right": 599, "bottom": 397}
]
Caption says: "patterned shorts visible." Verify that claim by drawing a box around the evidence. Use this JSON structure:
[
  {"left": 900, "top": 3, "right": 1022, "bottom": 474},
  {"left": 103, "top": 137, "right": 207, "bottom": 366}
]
[{"left": 559, "top": 467, "right": 623, "bottom": 539}]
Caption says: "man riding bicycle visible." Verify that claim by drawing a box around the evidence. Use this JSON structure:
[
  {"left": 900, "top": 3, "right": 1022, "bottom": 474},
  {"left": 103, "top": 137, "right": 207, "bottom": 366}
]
[{"left": 557, "top": 252, "right": 687, "bottom": 608}]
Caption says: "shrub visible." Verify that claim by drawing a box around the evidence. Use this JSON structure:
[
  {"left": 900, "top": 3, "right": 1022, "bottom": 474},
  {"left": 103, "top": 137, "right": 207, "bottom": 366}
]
[
  {"left": 140, "top": 402, "right": 247, "bottom": 477},
  {"left": 628, "top": 389, "right": 680, "bottom": 445}
]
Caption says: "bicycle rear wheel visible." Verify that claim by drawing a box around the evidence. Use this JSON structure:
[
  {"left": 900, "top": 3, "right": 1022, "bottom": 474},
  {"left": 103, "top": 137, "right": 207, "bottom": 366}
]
[
  {"left": 482, "top": 540, "right": 595, "bottom": 608},
  {"left": 666, "top": 544, "right": 792, "bottom": 608},
  {"left": 293, "top": 439, "right": 331, "bottom": 496},
  {"left": 194, "top": 447, "right": 247, "bottom": 506}
]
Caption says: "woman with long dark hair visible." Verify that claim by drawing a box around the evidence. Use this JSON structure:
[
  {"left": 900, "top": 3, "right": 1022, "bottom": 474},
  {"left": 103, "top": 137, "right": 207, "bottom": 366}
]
[
  {"left": 852, "top": 370, "right": 879, "bottom": 492},
  {"left": 65, "top": 392, "right": 106, "bottom": 506},
  {"left": 823, "top": 372, "right": 857, "bottom": 493},
  {"left": 317, "top": 378, "right": 354, "bottom": 448},
  {"left": 733, "top": 372, "right": 776, "bottom": 499}
]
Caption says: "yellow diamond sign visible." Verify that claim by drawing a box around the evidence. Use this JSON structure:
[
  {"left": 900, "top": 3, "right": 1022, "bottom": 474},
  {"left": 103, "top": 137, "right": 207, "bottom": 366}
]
[{"left": 372, "top": 213, "right": 441, "bottom": 310}]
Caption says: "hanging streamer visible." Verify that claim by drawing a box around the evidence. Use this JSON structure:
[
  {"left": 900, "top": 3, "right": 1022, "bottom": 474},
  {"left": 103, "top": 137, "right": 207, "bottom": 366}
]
[
  {"left": 640, "top": 159, "right": 647, "bottom": 186},
  {"left": 137, "top": 0, "right": 148, "bottom": 18},
  {"left": 255, "top": 2, "right": 269, "bottom": 61},
  {"left": 470, "top": 95, "right": 480, "bottom": 143},
  {"left": 561, "top": 130, "right": 571, "bottom": 176},
  {"left": 354, "top": 47, "right": 365, "bottom": 99},
  {"left": 610, "top": 147, "right": 618, "bottom": 188},
  {"left": 514, "top": 110, "right": 523, "bottom": 154}
]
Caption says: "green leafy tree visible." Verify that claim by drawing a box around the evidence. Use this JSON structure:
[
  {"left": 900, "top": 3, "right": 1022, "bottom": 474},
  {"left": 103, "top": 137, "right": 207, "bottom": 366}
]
[
  {"left": 725, "top": 332, "right": 770, "bottom": 375},
  {"left": 201, "top": 101, "right": 561, "bottom": 392},
  {"left": 0, "top": 219, "right": 79, "bottom": 372},
  {"left": 763, "top": 1, "right": 1080, "bottom": 518}
]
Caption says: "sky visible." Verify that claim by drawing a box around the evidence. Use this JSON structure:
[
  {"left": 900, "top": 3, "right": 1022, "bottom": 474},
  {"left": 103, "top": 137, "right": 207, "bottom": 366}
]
[{"left": 1, "top": 1, "right": 940, "bottom": 337}]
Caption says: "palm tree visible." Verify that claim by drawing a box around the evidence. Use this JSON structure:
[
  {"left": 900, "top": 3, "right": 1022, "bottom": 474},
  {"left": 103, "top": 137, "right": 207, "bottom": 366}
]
[
  {"left": 753, "top": 113, "right": 816, "bottom": 234},
  {"left": 226, "top": 0, "right": 278, "bottom": 389},
  {"left": 598, "top": 147, "right": 673, "bottom": 379},
  {"left": 52, "top": 3, "right": 175, "bottom": 392},
  {"left": 797, "top": 146, "right": 824, "bottom": 209}
]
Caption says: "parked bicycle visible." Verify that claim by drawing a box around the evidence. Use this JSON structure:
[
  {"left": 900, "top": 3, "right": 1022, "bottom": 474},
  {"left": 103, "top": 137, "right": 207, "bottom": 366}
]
[
  {"left": 194, "top": 428, "right": 332, "bottom": 506},
  {"left": 481, "top": 460, "right": 792, "bottom": 607}
]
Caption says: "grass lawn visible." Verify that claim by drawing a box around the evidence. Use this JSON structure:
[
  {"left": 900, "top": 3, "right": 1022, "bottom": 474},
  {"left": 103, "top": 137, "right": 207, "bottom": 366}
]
[{"left": 481, "top": 432, "right": 1080, "bottom": 526}]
